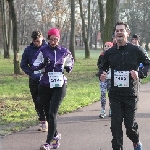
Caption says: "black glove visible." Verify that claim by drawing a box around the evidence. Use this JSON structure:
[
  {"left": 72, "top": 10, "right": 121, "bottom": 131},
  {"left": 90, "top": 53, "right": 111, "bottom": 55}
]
[
  {"left": 64, "top": 66, "right": 70, "bottom": 73},
  {"left": 43, "top": 57, "right": 50, "bottom": 66},
  {"left": 138, "top": 67, "right": 147, "bottom": 79}
]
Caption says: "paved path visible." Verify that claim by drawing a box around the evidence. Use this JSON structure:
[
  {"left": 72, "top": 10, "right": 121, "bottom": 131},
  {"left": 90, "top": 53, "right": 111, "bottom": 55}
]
[{"left": 1, "top": 83, "right": 150, "bottom": 150}]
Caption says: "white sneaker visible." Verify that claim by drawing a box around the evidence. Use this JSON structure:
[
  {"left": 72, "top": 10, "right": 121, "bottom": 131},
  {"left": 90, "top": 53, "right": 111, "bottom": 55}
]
[
  {"left": 38, "top": 121, "right": 48, "bottom": 132},
  {"left": 99, "top": 110, "right": 106, "bottom": 118}
]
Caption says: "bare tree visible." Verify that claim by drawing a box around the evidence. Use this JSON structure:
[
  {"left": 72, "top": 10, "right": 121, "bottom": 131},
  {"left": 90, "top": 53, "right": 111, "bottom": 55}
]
[
  {"left": 103, "top": 0, "right": 118, "bottom": 43},
  {"left": 98, "top": 0, "right": 104, "bottom": 44},
  {"left": 0, "top": 0, "right": 11, "bottom": 58},
  {"left": 120, "top": 0, "right": 150, "bottom": 50},
  {"left": 8, "top": 0, "right": 20, "bottom": 74},
  {"left": 69, "top": 0, "right": 75, "bottom": 60},
  {"left": 78, "top": 0, "right": 90, "bottom": 58}
]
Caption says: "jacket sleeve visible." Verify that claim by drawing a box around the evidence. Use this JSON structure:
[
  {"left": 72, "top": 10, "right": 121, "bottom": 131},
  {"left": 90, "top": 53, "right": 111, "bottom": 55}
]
[
  {"left": 99, "top": 51, "right": 110, "bottom": 76},
  {"left": 97, "top": 55, "right": 104, "bottom": 70},
  {"left": 138, "top": 46, "right": 150, "bottom": 77},
  {"left": 20, "top": 48, "right": 32, "bottom": 76},
  {"left": 64, "top": 50, "right": 74, "bottom": 73}
]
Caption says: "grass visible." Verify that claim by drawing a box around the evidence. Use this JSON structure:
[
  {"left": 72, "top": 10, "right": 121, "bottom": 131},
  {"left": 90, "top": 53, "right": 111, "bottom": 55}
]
[{"left": 0, "top": 50, "right": 101, "bottom": 136}]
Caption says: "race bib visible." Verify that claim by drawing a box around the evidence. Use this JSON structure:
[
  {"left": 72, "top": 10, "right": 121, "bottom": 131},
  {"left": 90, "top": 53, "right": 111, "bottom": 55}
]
[
  {"left": 114, "top": 71, "right": 129, "bottom": 87},
  {"left": 48, "top": 72, "right": 64, "bottom": 88}
]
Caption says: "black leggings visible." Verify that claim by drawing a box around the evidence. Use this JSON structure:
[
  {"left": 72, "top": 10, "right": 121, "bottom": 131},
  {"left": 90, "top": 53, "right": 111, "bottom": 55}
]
[
  {"left": 38, "top": 83, "right": 66, "bottom": 144},
  {"left": 29, "top": 78, "right": 45, "bottom": 121}
]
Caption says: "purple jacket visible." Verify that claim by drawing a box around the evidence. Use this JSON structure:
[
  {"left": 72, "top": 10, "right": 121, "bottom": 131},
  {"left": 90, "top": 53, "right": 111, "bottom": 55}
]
[{"left": 32, "top": 45, "right": 74, "bottom": 87}]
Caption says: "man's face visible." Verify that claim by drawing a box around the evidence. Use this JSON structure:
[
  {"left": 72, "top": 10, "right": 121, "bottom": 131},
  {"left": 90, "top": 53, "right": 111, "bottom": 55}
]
[
  {"left": 131, "top": 38, "right": 139, "bottom": 46},
  {"left": 115, "top": 25, "right": 129, "bottom": 44},
  {"left": 112, "top": 37, "right": 116, "bottom": 45},
  {"left": 33, "top": 37, "right": 43, "bottom": 47}
]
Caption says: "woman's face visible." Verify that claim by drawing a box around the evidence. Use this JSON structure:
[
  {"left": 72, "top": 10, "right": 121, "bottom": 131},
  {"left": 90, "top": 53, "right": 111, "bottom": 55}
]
[
  {"left": 104, "top": 44, "right": 111, "bottom": 51},
  {"left": 48, "top": 35, "right": 59, "bottom": 47}
]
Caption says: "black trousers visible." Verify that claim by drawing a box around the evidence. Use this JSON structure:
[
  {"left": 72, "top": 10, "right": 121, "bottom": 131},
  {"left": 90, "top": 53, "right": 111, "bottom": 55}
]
[
  {"left": 29, "top": 78, "right": 46, "bottom": 121},
  {"left": 110, "top": 96, "right": 139, "bottom": 150},
  {"left": 38, "top": 83, "right": 66, "bottom": 144}
]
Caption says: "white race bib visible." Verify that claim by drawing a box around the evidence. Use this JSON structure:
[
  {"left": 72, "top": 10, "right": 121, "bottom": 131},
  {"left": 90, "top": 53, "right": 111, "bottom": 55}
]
[
  {"left": 114, "top": 71, "right": 129, "bottom": 87},
  {"left": 48, "top": 72, "right": 64, "bottom": 88}
]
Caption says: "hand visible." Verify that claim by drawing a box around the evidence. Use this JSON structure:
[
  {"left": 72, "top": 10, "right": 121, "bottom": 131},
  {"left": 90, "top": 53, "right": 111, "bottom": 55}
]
[
  {"left": 100, "top": 71, "right": 107, "bottom": 81},
  {"left": 43, "top": 57, "right": 50, "bottom": 66},
  {"left": 30, "top": 73, "right": 41, "bottom": 81},
  {"left": 130, "top": 70, "right": 138, "bottom": 80},
  {"left": 138, "top": 67, "right": 147, "bottom": 79},
  {"left": 64, "top": 66, "right": 70, "bottom": 73}
]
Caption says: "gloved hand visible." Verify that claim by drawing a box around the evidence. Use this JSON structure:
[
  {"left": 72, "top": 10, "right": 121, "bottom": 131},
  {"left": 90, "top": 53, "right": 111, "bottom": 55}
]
[
  {"left": 139, "top": 63, "right": 143, "bottom": 68},
  {"left": 43, "top": 57, "right": 50, "bottom": 66},
  {"left": 138, "top": 67, "right": 147, "bottom": 79},
  {"left": 30, "top": 73, "right": 41, "bottom": 81},
  {"left": 64, "top": 66, "right": 70, "bottom": 73}
]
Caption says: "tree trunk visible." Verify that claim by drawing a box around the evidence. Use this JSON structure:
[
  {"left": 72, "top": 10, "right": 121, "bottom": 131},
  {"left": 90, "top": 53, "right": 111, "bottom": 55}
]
[
  {"left": 0, "top": 0, "right": 10, "bottom": 58},
  {"left": 79, "top": 0, "right": 90, "bottom": 58},
  {"left": 103, "top": 0, "right": 116, "bottom": 44},
  {"left": 8, "top": 0, "right": 21, "bottom": 74},
  {"left": 69, "top": 0, "right": 75, "bottom": 60},
  {"left": 113, "top": 0, "right": 120, "bottom": 26},
  {"left": 98, "top": 0, "right": 105, "bottom": 43}
]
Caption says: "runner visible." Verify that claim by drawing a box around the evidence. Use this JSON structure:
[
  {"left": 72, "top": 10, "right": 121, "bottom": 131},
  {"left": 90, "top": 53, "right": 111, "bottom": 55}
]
[
  {"left": 97, "top": 42, "right": 113, "bottom": 118},
  {"left": 20, "top": 30, "right": 47, "bottom": 132},
  {"left": 100, "top": 22, "right": 150, "bottom": 150},
  {"left": 31, "top": 28, "right": 74, "bottom": 150}
]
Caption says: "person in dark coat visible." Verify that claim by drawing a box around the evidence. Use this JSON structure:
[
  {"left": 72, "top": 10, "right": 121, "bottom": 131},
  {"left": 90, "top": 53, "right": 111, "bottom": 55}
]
[
  {"left": 100, "top": 22, "right": 150, "bottom": 150},
  {"left": 20, "top": 30, "right": 47, "bottom": 132}
]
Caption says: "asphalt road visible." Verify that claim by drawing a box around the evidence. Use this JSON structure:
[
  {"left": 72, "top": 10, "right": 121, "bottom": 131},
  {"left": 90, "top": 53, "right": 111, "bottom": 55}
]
[{"left": 1, "top": 83, "right": 150, "bottom": 150}]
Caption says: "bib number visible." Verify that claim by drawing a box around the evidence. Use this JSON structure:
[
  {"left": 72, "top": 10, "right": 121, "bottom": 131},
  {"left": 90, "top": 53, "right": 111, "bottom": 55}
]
[
  {"left": 114, "top": 71, "right": 129, "bottom": 87},
  {"left": 48, "top": 72, "right": 64, "bottom": 88}
]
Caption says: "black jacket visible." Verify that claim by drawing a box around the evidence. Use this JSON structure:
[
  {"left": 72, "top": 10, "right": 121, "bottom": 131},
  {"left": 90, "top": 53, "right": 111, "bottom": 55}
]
[
  {"left": 100, "top": 43, "right": 150, "bottom": 97},
  {"left": 97, "top": 52, "right": 104, "bottom": 69}
]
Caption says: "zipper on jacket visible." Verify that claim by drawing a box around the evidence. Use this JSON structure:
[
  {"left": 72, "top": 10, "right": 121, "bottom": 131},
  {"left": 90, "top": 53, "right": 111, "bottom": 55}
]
[{"left": 53, "top": 50, "right": 56, "bottom": 72}]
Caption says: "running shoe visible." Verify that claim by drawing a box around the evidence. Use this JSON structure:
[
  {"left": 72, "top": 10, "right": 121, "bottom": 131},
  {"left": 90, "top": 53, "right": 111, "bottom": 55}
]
[
  {"left": 51, "top": 133, "right": 61, "bottom": 149},
  {"left": 40, "top": 143, "right": 51, "bottom": 150},
  {"left": 99, "top": 110, "right": 106, "bottom": 118},
  {"left": 133, "top": 141, "right": 142, "bottom": 150},
  {"left": 38, "top": 121, "right": 48, "bottom": 132}
]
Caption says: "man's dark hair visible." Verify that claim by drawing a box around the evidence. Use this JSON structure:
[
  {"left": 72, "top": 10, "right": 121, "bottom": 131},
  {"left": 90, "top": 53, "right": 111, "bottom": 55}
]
[
  {"left": 132, "top": 34, "right": 140, "bottom": 40},
  {"left": 114, "top": 22, "right": 130, "bottom": 31},
  {"left": 31, "top": 30, "right": 43, "bottom": 40}
]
